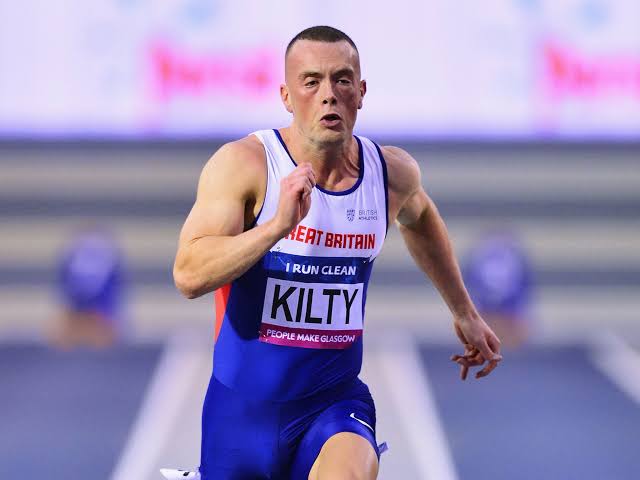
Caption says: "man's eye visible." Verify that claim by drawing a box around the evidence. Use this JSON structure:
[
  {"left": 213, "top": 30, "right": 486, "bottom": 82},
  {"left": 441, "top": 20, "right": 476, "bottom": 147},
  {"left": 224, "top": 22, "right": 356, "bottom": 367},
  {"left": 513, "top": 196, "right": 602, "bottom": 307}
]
[
  {"left": 338, "top": 79, "right": 351, "bottom": 85},
  {"left": 305, "top": 80, "right": 318, "bottom": 87}
]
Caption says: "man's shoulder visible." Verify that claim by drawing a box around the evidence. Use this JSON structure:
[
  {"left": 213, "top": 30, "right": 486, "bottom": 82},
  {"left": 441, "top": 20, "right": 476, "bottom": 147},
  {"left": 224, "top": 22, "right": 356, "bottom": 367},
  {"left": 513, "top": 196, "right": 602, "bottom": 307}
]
[
  {"left": 380, "top": 145, "right": 417, "bottom": 169},
  {"left": 198, "top": 134, "right": 266, "bottom": 199},
  {"left": 201, "top": 134, "right": 266, "bottom": 179},
  {"left": 379, "top": 145, "right": 421, "bottom": 194},
  {"left": 213, "top": 134, "right": 266, "bottom": 168}
]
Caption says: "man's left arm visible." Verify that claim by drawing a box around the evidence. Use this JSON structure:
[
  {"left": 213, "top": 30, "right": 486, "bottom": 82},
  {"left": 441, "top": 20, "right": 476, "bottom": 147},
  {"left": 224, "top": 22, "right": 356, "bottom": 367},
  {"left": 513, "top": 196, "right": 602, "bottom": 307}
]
[{"left": 383, "top": 146, "right": 502, "bottom": 380}]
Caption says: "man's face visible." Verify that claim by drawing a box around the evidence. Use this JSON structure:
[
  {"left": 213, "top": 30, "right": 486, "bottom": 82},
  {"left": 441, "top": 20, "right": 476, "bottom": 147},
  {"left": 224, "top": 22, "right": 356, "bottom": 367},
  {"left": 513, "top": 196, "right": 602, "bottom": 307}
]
[{"left": 281, "top": 40, "right": 366, "bottom": 146}]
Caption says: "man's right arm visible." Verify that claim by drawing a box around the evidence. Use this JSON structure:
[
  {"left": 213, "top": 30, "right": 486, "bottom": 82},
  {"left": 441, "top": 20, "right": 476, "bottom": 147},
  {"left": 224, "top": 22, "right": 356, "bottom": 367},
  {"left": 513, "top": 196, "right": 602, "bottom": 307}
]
[{"left": 173, "top": 137, "right": 315, "bottom": 299}]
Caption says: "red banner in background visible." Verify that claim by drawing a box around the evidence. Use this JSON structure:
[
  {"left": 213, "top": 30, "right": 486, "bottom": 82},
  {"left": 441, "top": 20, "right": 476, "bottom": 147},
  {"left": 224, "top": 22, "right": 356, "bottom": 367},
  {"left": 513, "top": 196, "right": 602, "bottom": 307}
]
[
  {"left": 2, "top": 0, "right": 640, "bottom": 138},
  {"left": 544, "top": 43, "right": 640, "bottom": 100},
  {"left": 148, "top": 42, "right": 279, "bottom": 101}
]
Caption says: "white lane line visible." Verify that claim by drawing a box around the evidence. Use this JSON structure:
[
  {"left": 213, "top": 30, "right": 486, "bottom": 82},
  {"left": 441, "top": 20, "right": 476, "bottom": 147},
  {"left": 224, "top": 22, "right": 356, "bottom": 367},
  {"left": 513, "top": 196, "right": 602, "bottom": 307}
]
[
  {"left": 377, "top": 334, "right": 459, "bottom": 480},
  {"left": 590, "top": 331, "right": 640, "bottom": 405},
  {"left": 110, "top": 335, "right": 208, "bottom": 480}
]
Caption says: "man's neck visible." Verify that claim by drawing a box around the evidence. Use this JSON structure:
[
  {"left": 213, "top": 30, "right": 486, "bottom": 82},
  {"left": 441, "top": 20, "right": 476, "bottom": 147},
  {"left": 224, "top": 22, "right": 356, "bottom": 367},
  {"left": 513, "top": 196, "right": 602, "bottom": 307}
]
[{"left": 281, "top": 126, "right": 359, "bottom": 192}]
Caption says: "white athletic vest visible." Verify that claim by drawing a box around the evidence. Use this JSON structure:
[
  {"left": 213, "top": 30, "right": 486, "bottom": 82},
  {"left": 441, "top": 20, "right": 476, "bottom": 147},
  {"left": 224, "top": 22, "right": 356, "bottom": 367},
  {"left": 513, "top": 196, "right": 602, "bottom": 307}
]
[
  {"left": 212, "top": 128, "right": 388, "bottom": 400},
  {"left": 252, "top": 129, "right": 388, "bottom": 349}
]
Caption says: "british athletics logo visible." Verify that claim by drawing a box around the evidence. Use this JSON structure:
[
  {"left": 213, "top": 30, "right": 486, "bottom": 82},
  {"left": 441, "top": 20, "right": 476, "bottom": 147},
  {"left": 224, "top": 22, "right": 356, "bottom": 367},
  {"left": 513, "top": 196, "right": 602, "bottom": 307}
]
[{"left": 346, "top": 208, "right": 355, "bottom": 222}]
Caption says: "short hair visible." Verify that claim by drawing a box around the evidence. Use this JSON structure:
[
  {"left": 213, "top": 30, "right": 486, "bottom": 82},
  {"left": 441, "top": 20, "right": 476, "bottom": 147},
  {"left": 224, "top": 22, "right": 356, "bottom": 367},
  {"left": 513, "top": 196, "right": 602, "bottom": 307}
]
[{"left": 285, "top": 26, "right": 358, "bottom": 57}]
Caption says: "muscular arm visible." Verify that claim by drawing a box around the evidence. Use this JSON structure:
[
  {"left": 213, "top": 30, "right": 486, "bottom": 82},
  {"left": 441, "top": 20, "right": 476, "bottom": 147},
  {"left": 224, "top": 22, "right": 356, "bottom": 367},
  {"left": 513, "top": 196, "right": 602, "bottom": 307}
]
[
  {"left": 384, "top": 146, "right": 501, "bottom": 378},
  {"left": 173, "top": 139, "right": 275, "bottom": 298},
  {"left": 173, "top": 137, "right": 315, "bottom": 299},
  {"left": 399, "top": 200, "right": 477, "bottom": 316}
]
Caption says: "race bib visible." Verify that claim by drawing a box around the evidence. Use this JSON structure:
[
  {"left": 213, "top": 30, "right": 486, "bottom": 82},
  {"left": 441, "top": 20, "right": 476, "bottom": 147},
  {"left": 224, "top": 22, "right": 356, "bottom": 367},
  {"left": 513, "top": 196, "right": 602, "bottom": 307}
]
[{"left": 260, "top": 277, "right": 363, "bottom": 349}]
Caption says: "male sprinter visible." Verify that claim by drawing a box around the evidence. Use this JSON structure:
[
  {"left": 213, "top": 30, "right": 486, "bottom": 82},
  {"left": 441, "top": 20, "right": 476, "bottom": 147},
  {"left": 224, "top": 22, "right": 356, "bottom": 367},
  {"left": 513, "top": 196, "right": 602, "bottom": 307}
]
[{"left": 173, "top": 26, "right": 502, "bottom": 480}]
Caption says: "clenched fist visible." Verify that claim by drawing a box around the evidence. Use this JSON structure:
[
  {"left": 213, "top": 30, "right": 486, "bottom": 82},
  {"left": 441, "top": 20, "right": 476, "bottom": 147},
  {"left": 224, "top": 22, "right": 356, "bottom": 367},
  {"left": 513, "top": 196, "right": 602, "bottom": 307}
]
[{"left": 272, "top": 163, "right": 316, "bottom": 237}]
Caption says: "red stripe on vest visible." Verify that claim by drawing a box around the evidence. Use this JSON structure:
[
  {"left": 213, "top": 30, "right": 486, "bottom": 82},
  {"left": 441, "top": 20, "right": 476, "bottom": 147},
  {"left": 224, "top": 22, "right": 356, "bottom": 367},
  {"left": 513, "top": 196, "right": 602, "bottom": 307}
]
[{"left": 214, "top": 284, "right": 231, "bottom": 342}]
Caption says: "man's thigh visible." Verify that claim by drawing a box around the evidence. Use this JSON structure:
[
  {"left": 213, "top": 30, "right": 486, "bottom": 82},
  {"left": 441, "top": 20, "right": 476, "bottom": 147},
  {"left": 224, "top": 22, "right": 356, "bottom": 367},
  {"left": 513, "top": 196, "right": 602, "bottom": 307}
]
[
  {"left": 308, "top": 432, "right": 378, "bottom": 480},
  {"left": 200, "top": 377, "right": 280, "bottom": 479},
  {"left": 290, "top": 398, "right": 379, "bottom": 479}
]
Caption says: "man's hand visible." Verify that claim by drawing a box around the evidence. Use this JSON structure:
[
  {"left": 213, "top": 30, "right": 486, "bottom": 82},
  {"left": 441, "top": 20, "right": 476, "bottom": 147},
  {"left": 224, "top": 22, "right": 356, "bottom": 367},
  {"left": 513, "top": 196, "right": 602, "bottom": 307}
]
[
  {"left": 272, "top": 163, "right": 316, "bottom": 237},
  {"left": 450, "top": 314, "right": 502, "bottom": 380}
]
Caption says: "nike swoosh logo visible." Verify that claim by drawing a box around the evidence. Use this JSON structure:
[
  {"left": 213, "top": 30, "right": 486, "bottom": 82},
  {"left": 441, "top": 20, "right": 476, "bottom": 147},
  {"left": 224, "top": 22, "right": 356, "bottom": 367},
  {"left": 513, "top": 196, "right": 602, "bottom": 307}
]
[
  {"left": 159, "top": 469, "right": 199, "bottom": 479},
  {"left": 350, "top": 412, "right": 374, "bottom": 433}
]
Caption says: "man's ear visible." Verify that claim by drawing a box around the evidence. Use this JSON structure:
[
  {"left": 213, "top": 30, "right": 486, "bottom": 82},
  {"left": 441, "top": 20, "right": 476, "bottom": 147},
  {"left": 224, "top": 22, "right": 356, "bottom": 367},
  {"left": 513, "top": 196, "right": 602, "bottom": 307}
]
[
  {"left": 280, "top": 84, "right": 293, "bottom": 114},
  {"left": 358, "top": 79, "right": 367, "bottom": 109}
]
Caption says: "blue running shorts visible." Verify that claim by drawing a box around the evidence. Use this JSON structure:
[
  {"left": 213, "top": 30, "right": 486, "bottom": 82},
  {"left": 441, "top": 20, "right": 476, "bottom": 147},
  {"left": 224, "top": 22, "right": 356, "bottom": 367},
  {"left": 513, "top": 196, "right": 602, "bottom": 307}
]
[{"left": 200, "top": 376, "right": 379, "bottom": 479}]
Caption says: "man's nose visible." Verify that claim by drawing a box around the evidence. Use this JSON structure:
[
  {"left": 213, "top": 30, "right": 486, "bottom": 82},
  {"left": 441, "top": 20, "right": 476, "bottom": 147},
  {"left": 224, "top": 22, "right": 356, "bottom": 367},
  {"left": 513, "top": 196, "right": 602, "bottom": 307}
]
[{"left": 320, "top": 81, "right": 337, "bottom": 105}]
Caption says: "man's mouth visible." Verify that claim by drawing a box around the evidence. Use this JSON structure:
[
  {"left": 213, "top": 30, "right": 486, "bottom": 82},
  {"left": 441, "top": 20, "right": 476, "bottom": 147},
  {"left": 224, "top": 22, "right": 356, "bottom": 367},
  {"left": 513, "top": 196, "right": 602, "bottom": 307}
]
[{"left": 320, "top": 113, "right": 342, "bottom": 126}]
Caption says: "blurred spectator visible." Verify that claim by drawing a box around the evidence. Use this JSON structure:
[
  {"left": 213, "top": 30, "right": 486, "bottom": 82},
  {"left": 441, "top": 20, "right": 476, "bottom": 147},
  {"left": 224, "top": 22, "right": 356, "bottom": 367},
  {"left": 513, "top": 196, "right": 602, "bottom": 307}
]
[
  {"left": 463, "top": 231, "right": 534, "bottom": 349},
  {"left": 50, "top": 227, "right": 127, "bottom": 349}
]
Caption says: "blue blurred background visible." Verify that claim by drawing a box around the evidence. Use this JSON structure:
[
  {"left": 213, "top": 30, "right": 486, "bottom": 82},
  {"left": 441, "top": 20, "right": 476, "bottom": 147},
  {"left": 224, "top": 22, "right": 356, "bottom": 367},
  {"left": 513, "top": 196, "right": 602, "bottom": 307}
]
[{"left": 1, "top": 1, "right": 639, "bottom": 479}]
